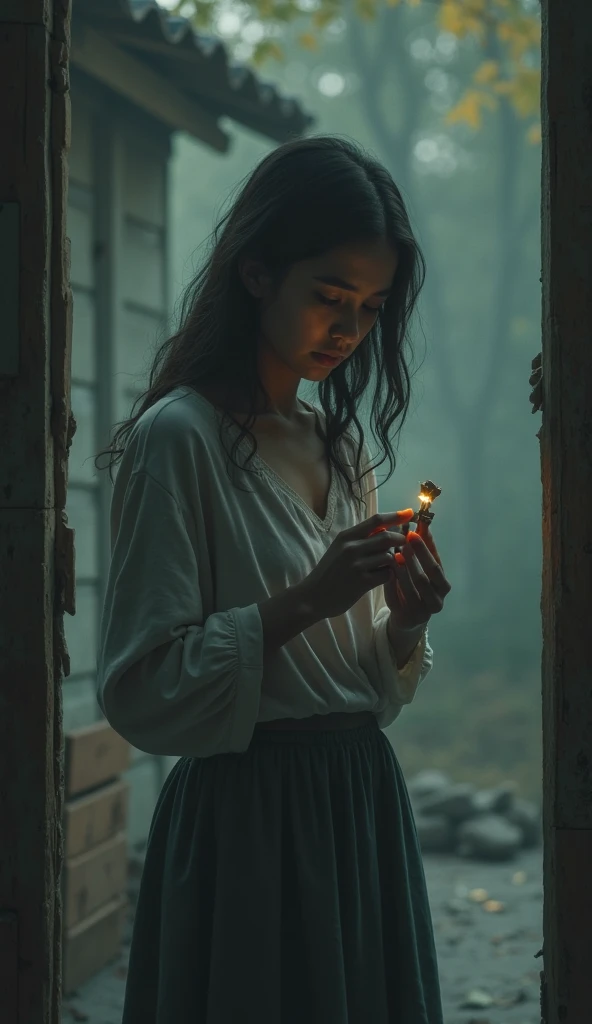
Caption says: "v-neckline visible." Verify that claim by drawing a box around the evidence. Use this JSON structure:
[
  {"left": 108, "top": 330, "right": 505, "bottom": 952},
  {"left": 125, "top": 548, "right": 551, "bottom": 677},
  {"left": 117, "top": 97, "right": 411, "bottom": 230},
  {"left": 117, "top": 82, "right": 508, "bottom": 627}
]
[
  {"left": 250, "top": 405, "right": 338, "bottom": 530},
  {"left": 190, "top": 390, "right": 338, "bottom": 531}
]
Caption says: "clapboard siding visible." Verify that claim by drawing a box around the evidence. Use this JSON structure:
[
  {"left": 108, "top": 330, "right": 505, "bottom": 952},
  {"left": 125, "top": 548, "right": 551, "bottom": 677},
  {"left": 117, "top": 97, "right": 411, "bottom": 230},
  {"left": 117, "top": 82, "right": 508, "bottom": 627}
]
[
  {"left": 63, "top": 583, "right": 100, "bottom": 677},
  {"left": 69, "top": 203, "right": 94, "bottom": 290},
  {"left": 123, "top": 139, "right": 166, "bottom": 228},
  {"left": 122, "top": 219, "right": 166, "bottom": 312},
  {"left": 62, "top": 678, "right": 101, "bottom": 733},
  {"left": 117, "top": 306, "right": 163, "bottom": 383},
  {"left": 71, "top": 288, "right": 96, "bottom": 383},
  {"left": 66, "top": 487, "right": 100, "bottom": 579},
  {"left": 69, "top": 99, "right": 94, "bottom": 188},
  {"left": 64, "top": 97, "right": 172, "bottom": 849},
  {"left": 69, "top": 384, "right": 98, "bottom": 484},
  {"left": 64, "top": 95, "right": 101, "bottom": 733}
]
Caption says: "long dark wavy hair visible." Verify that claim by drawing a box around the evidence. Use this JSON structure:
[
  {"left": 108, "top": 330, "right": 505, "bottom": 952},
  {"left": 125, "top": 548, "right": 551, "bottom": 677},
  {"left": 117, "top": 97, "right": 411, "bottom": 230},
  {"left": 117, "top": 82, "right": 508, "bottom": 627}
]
[{"left": 95, "top": 135, "right": 426, "bottom": 511}]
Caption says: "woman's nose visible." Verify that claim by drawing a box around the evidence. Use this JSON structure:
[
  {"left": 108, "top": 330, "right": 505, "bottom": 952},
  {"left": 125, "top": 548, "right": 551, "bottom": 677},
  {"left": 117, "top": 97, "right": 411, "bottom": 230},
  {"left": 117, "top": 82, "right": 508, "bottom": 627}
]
[{"left": 330, "top": 312, "right": 360, "bottom": 343}]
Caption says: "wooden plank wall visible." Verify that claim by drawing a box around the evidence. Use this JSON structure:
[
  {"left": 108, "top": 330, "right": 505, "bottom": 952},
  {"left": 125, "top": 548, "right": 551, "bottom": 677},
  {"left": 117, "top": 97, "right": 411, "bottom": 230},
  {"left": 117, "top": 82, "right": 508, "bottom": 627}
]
[
  {"left": 64, "top": 89, "right": 176, "bottom": 844},
  {"left": 64, "top": 94, "right": 102, "bottom": 732}
]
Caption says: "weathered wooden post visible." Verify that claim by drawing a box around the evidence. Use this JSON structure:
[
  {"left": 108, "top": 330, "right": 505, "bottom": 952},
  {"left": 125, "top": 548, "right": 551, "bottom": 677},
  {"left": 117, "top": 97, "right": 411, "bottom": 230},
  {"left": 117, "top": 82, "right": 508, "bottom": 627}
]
[
  {"left": 540, "top": 1, "right": 592, "bottom": 1021},
  {"left": 0, "top": 2, "right": 73, "bottom": 1021}
]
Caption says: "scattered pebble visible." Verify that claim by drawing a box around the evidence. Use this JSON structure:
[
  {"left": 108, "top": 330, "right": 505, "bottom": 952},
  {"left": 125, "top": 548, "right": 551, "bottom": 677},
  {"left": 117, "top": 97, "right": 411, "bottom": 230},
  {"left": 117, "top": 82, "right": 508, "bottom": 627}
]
[
  {"left": 460, "top": 988, "right": 494, "bottom": 1009},
  {"left": 482, "top": 899, "right": 505, "bottom": 913}
]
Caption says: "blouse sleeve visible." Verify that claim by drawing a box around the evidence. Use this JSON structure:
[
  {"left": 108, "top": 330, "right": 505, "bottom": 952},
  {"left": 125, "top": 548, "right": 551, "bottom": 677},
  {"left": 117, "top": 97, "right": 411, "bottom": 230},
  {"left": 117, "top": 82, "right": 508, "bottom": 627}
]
[
  {"left": 357, "top": 448, "right": 434, "bottom": 729},
  {"left": 96, "top": 468, "right": 264, "bottom": 758}
]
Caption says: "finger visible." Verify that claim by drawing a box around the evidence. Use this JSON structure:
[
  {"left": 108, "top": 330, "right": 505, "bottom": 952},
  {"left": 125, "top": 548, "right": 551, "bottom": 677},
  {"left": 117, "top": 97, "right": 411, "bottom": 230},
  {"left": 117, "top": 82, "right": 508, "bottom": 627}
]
[
  {"left": 400, "top": 543, "right": 444, "bottom": 613},
  {"left": 531, "top": 352, "right": 542, "bottom": 370},
  {"left": 366, "top": 510, "right": 414, "bottom": 537},
  {"left": 391, "top": 557, "right": 422, "bottom": 607},
  {"left": 407, "top": 532, "right": 451, "bottom": 594},
  {"left": 411, "top": 524, "right": 444, "bottom": 569},
  {"left": 529, "top": 369, "right": 542, "bottom": 386}
]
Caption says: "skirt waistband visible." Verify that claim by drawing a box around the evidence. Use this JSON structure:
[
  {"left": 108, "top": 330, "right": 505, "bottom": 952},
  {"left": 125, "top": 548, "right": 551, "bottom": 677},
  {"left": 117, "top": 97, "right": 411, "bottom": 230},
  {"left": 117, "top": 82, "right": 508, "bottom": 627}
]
[{"left": 255, "top": 711, "right": 375, "bottom": 732}]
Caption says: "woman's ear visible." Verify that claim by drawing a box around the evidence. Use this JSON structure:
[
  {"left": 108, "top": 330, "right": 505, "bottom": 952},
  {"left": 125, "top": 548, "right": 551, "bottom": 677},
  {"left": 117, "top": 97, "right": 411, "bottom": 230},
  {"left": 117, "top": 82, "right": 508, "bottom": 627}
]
[{"left": 239, "top": 259, "right": 271, "bottom": 298}]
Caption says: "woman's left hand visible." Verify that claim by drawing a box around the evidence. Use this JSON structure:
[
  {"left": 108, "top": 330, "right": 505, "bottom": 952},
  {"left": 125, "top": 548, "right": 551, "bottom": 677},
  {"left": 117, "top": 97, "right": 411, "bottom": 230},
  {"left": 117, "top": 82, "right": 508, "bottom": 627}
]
[{"left": 383, "top": 524, "right": 451, "bottom": 630}]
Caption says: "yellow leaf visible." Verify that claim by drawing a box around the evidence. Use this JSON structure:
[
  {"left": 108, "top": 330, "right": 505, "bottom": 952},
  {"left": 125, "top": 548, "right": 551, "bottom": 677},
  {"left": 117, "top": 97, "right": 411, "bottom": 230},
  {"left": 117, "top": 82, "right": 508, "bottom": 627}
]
[
  {"left": 312, "top": 8, "right": 340, "bottom": 28},
  {"left": 446, "top": 89, "right": 483, "bottom": 129},
  {"left": 493, "top": 68, "right": 540, "bottom": 119},
  {"left": 354, "top": 0, "right": 377, "bottom": 20},
  {"left": 474, "top": 60, "right": 499, "bottom": 85},
  {"left": 298, "top": 31, "right": 318, "bottom": 51},
  {"left": 438, "top": 0, "right": 486, "bottom": 39},
  {"left": 252, "top": 39, "right": 284, "bottom": 66}
]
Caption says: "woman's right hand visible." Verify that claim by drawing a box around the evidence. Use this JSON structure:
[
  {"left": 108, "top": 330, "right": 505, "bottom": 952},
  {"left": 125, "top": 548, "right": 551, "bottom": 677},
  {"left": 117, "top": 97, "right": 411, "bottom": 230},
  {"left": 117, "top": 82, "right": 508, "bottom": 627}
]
[{"left": 301, "top": 510, "right": 415, "bottom": 620}]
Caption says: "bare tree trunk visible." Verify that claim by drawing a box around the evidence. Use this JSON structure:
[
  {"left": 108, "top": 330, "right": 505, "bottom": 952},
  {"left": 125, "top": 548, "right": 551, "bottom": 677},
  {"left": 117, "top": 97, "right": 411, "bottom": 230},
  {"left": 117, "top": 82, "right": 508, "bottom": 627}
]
[{"left": 0, "top": 2, "right": 73, "bottom": 1020}]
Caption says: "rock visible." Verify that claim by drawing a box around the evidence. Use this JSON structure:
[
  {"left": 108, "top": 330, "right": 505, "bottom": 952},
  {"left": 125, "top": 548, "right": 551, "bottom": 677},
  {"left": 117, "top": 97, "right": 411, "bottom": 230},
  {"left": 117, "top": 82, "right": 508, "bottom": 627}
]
[
  {"left": 417, "top": 782, "right": 477, "bottom": 823},
  {"left": 471, "top": 782, "right": 517, "bottom": 817},
  {"left": 460, "top": 988, "right": 494, "bottom": 1009},
  {"left": 456, "top": 814, "right": 523, "bottom": 862},
  {"left": 414, "top": 812, "right": 456, "bottom": 853},
  {"left": 506, "top": 797, "right": 542, "bottom": 848},
  {"left": 407, "top": 769, "right": 451, "bottom": 802}
]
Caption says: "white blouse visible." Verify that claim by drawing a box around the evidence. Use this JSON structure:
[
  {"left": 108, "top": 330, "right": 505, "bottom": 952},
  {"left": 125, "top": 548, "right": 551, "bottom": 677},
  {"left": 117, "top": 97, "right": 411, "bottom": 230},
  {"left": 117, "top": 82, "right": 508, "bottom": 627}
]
[{"left": 96, "top": 386, "right": 433, "bottom": 758}]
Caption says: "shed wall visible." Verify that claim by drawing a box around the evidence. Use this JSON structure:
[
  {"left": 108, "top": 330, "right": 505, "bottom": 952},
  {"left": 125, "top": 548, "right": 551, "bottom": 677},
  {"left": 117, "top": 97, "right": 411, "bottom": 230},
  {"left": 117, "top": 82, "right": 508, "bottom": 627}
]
[{"left": 64, "top": 88, "right": 177, "bottom": 846}]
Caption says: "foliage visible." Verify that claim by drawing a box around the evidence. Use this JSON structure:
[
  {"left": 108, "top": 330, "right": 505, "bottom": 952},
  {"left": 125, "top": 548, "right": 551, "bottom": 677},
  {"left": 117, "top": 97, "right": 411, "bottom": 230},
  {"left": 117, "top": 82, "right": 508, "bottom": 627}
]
[{"left": 169, "top": 0, "right": 540, "bottom": 138}]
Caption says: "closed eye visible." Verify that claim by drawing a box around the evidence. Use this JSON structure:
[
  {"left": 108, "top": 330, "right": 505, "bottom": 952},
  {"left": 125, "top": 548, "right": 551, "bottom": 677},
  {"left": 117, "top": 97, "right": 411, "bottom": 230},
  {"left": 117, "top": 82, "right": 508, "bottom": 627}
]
[
  {"left": 315, "top": 292, "right": 383, "bottom": 314},
  {"left": 315, "top": 292, "right": 340, "bottom": 306}
]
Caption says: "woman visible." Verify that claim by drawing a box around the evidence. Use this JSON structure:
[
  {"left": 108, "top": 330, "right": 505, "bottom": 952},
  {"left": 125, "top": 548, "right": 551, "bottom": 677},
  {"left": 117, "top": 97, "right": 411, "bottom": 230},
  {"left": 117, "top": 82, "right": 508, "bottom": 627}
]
[{"left": 96, "top": 135, "right": 451, "bottom": 1023}]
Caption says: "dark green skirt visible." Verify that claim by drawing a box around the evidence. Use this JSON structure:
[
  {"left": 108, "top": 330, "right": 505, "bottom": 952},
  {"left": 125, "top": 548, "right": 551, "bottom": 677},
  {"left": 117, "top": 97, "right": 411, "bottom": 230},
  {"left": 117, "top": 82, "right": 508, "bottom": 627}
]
[{"left": 122, "top": 716, "right": 443, "bottom": 1024}]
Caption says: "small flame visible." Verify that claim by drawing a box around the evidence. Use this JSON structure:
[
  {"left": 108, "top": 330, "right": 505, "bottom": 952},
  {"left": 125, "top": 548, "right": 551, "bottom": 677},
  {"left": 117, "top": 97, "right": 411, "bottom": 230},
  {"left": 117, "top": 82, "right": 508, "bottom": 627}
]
[{"left": 418, "top": 493, "right": 433, "bottom": 505}]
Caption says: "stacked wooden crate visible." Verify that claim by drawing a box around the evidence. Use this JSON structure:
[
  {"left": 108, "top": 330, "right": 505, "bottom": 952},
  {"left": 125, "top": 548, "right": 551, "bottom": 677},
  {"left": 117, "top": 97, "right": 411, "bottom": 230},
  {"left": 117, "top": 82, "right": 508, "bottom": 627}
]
[{"left": 62, "top": 720, "right": 131, "bottom": 993}]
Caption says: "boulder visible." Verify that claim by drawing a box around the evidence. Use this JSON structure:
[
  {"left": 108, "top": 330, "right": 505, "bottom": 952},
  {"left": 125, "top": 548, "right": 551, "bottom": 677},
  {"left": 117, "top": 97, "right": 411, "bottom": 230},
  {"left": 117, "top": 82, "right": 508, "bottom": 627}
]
[
  {"left": 414, "top": 812, "right": 456, "bottom": 854},
  {"left": 417, "top": 782, "right": 477, "bottom": 823},
  {"left": 506, "top": 797, "right": 542, "bottom": 848},
  {"left": 456, "top": 814, "right": 523, "bottom": 862},
  {"left": 471, "top": 782, "right": 517, "bottom": 817},
  {"left": 407, "top": 770, "right": 451, "bottom": 802}
]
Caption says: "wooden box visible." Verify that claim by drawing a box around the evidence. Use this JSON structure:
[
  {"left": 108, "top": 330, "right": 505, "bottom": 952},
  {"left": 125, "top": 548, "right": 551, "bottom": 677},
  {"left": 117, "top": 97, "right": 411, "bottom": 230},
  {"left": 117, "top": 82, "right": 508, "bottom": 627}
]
[
  {"left": 64, "top": 779, "right": 130, "bottom": 858},
  {"left": 63, "top": 895, "right": 127, "bottom": 994},
  {"left": 65, "top": 720, "right": 130, "bottom": 798},
  {"left": 63, "top": 831, "right": 128, "bottom": 929}
]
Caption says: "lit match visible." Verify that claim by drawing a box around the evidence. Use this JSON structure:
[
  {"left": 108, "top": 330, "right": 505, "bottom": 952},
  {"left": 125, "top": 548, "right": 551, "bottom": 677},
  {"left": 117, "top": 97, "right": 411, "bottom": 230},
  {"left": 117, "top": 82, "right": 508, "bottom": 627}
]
[{"left": 407, "top": 479, "right": 442, "bottom": 531}]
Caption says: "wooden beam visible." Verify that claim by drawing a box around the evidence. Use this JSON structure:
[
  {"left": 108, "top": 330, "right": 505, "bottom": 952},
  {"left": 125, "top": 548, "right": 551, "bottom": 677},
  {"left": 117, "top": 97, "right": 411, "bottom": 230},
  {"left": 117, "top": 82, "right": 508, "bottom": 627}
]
[
  {"left": 0, "top": 0, "right": 52, "bottom": 24},
  {"left": 540, "top": 0, "right": 592, "bottom": 1021},
  {"left": 71, "top": 22, "right": 229, "bottom": 153},
  {"left": 0, "top": 1, "right": 72, "bottom": 1021}
]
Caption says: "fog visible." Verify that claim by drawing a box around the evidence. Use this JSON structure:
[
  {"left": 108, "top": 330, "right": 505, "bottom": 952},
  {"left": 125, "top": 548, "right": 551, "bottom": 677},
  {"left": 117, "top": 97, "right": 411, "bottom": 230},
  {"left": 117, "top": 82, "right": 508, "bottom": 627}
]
[{"left": 167, "top": 3, "right": 542, "bottom": 798}]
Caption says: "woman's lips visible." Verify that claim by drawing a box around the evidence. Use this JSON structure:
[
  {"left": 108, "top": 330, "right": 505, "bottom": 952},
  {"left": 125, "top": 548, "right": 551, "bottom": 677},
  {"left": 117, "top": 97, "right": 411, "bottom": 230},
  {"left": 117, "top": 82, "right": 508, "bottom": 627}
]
[{"left": 311, "top": 352, "right": 342, "bottom": 366}]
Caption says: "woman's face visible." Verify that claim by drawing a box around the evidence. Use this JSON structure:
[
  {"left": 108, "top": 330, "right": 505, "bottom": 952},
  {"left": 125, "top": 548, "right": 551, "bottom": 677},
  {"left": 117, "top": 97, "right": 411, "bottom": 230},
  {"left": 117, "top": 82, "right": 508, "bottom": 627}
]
[{"left": 243, "top": 237, "right": 398, "bottom": 382}]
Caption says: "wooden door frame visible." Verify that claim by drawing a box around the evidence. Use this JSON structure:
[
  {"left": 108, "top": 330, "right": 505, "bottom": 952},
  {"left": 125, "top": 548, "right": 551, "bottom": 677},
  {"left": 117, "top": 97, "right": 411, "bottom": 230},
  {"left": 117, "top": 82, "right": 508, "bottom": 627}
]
[
  {"left": 1, "top": 1, "right": 591, "bottom": 1022},
  {"left": 540, "top": 1, "right": 592, "bottom": 1020},
  {"left": 0, "top": 2, "right": 73, "bottom": 1022}
]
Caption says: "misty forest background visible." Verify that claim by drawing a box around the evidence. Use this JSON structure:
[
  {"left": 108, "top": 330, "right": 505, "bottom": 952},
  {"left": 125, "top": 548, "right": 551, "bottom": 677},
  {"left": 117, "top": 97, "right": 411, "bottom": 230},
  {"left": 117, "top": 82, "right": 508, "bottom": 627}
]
[{"left": 149, "top": 0, "right": 543, "bottom": 796}]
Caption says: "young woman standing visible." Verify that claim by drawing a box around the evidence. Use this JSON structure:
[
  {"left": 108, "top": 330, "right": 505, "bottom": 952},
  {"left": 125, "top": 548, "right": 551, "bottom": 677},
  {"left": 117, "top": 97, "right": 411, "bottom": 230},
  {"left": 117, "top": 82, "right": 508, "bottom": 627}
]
[{"left": 96, "top": 135, "right": 451, "bottom": 1023}]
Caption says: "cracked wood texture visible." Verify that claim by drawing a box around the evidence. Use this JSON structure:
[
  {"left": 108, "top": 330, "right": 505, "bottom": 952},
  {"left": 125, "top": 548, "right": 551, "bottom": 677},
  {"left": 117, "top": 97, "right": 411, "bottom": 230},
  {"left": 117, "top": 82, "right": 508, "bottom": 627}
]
[
  {"left": 0, "top": 2, "right": 73, "bottom": 1022},
  {"left": 541, "top": 1, "right": 592, "bottom": 1021}
]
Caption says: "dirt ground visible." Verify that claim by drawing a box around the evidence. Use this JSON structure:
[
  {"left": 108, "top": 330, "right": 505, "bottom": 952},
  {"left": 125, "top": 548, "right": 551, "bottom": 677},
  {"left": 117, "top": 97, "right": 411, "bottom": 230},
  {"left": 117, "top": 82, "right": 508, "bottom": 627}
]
[{"left": 63, "top": 847, "right": 543, "bottom": 1024}]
